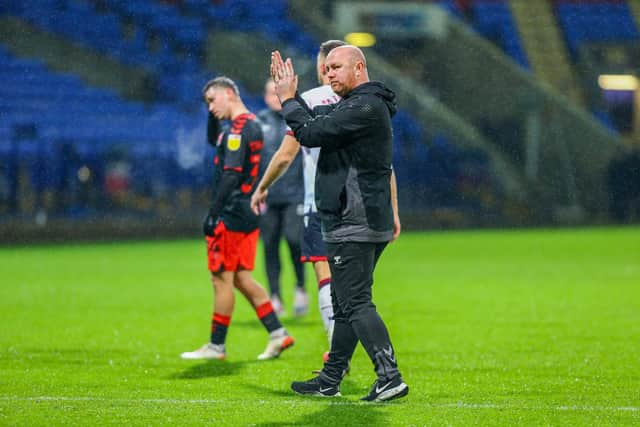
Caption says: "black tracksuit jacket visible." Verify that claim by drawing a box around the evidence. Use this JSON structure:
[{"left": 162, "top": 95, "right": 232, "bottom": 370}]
[{"left": 281, "top": 81, "right": 397, "bottom": 243}]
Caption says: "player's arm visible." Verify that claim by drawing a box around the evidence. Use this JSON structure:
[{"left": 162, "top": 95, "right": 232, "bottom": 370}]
[
  {"left": 203, "top": 131, "right": 247, "bottom": 236},
  {"left": 203, "top": 171, "right": 241, "bottom": 236},
  {"left": 271, "top": 52, "right": 356, "bottom": 148},
  {"left": 207, "top": 112, "right": 220, "bottom": 147},
  {"left": 250, "top": 134, "right": 301, "bottom": 215},
  {"left": 390, "top": 167, "right": 401, "bottom": 242},
  {"left": 280, "top": 97, "right": 370, "bottom": 149}
]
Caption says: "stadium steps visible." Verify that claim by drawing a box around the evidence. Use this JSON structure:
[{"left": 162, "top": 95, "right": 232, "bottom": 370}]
[
  {"left": 618, "top": 0, "right": 640, "bottom": 142},
  {"left": 508, "top": 0, "right": 585, "bottom": 106},
  {"left": 203, "top": 29, "right": 318, "bottom": 97},
  {"left": 631, "top": 0, "right": 640, "bottom": 28},
  {"left": 203, "top": 30, "right": 296, "bottom": 95},
  {"left": 0, "top": 16, "right": 154, "bottom": 102},
  {"left": 470, "top": 1, "right": 530, "bottom": 69}
]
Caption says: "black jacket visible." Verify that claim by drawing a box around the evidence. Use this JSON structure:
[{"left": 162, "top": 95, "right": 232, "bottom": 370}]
[{"left": 281, "top": 81, "right": 397, "bottom": 243}]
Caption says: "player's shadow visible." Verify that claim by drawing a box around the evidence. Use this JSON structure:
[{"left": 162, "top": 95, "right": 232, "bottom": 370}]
[
  {"left": 243, "top": 380, "right": 398, "bottom": 426},
  {"left": 169, "top": 359, "right": 253, "bottom": 379},
  {"left": 231, "top": 318, "right": 317, "bottom": 328},
  {"left": 254, "top": 400, "right": 390, "bottom": 427},
  {"left": 242, "top": 377, "right": 362, "bottom": 399},
  {"left": 240, "top": 381, "right": 296, "bottom": 398},
  {"left": 18, "top": 347, "right": 130, "bottom": 366}
]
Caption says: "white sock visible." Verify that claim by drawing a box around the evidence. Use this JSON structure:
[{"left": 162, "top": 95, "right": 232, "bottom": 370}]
[
  {"left": 208, "top": 343, "right": 225, "bottom": 353},
  {"left": 269, "top": 327, "right": 286, "bottom": 339},
  {"left": 318, "top": 283, "right": 334, "bottom": 345}
]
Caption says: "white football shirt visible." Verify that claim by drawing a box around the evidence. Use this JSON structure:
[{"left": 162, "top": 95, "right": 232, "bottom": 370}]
[{"left": 297, "top": 85, "right": 340, "bottom": 213}]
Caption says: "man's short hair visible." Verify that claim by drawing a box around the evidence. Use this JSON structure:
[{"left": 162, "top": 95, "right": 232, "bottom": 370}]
[
  {"left": 202, "top": 76, "right": 240, "bottom": 97},
  {"left": 319, "top": 40, "right": 347, "bottom": 58}
]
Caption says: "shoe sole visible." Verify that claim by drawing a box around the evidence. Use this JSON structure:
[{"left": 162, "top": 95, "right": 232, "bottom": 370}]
[
  {"left": 291, "top": 389, "right": 342, "bottom": 398},
  {"left": 180, "top": 355, "right": 225, "bottom": 360},
  {"left": 257, "top": 336, "right": 295, "bottom": 360},
  {"left": 375, "top": 383, "right": 409, "bottom": 402},
  {"left": 281, "top": 335, "right": 295, "bottom": 352},
  {"left": 311, "top": 391, "right": 342, "bottom": 398}
]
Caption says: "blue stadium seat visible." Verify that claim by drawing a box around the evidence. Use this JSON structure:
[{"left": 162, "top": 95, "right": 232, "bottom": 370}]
[
  {"left": 472, "top": 1, "right": 530, "bottom": 69},
  {"left": 556, "top": 0, "right": 639, "bottom": 58},
  {"left": 1, "top": 1, "right": 444, "bottom": 216}
]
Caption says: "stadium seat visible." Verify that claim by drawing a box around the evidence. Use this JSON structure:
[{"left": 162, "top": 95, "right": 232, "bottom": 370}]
[
  {"left": 471, "top": 0, "right": 530, "bottom": 69},
  {"left": 555, "top": 0, "right": 640, "bottom": 58},
  {"left": 0, "top": 0, "right": 446, "bottom": 217}
]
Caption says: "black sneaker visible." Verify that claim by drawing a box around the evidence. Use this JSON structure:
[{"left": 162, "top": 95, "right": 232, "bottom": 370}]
[
  {"left": 360, "top": 376, "right": 409, "bottom": 402},
  {"left": 291, "top": 376, "right": 341, "bottom": 397}
]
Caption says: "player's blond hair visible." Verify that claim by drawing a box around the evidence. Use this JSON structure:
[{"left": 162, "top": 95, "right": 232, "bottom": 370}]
[{"left": 202, "top": 76, "right": 240, "bottom": 97}]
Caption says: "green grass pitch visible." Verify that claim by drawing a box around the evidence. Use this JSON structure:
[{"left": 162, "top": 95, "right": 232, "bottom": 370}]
[{"left": 1, "top": 227, "right": 639, "bottom": 425}]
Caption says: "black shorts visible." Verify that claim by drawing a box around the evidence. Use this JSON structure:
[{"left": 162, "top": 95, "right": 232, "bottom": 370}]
[{"left": 300, "top": 211, "right": 327, "bottom": 262}]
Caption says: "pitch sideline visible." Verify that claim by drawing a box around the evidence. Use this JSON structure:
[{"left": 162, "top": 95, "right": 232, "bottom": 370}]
[{"left": 0, "top": 396, "right": 638, "bottom": 412}]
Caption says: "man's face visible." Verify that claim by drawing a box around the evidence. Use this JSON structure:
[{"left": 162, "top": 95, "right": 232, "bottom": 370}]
[
  {"left": 263, "top": 80, "right": 281, "bottom": 112},
  {"left": 204, "top": 86, "right": 232, "bottom": 119},
  {"left": 325, "top": 50, "right": 357, "bottom": 97}
]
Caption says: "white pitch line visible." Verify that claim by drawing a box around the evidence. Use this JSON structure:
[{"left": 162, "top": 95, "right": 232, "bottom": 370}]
[
  {"left": 0, "top": 396, "right": 226, "bottom": 405},
  {"left": 435, "top": 402, "right": 639, "bottom": 412},
  {"left": 0, "top": 396, "right": 638, "bottom": 412}
]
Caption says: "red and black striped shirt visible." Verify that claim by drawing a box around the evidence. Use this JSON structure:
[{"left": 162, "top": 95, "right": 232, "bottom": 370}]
[{"left": 212, "top": 112, "right": 263, "bottom": 232}]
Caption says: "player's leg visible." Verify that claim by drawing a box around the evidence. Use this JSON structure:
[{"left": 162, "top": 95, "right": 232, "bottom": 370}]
[
  {"left": 181, "top": 224, "right": 234, "bottom": 360},
  {"left": 234, "top": 227, "right": 294, "bottom": 360},
  {"left": 204, "top": 270, "right": 236, "bottom": 357},
  {"left": 181, "top": 270, "right": 235, "bottom": 360},
  {"left": 303, "top": 212, "right": 333, "bottom": 343},
  {"left": 283, "top": 203, "right": 307, "bottom": 316},
  {"left": 260, "top": 203, "right": 284, "bottom": 313},
  {"left": 234, "top": 270, "right": 294, "bottom": 360},
  {"left": 313, "top": 260, "right": 333, "bottom": 345},
  {"left": 328, "top": 241, "right": 408, "bottom": 402},
  {"left": 290, "top": 279, "right": 352, "bottom": 398}
]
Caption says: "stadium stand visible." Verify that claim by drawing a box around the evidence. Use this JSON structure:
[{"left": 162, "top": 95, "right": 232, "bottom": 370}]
[
  {"left": 3, "top": 0, "right": 461, "bottom": 224},
  {"left": 0, "top": 43, "right": 208, "bottom": 216},
  {"left": 552, "top": 0, "right": 639, "bottom": 132},
  {"left": 436, "top": 0, "right": 637, "bottom": 72},
  {"left": 554, "top": 0, "right": 640, "bottom": 59},
  {"left": 470, "top": 1, "right": 530, "bottom": 69},
  {"left": 431, "top": 0, "right": 530, "bottom": 69},
  {"left": 8, "top": 0, "right": 626, "bottom": 232}
]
